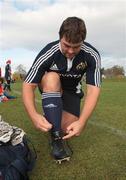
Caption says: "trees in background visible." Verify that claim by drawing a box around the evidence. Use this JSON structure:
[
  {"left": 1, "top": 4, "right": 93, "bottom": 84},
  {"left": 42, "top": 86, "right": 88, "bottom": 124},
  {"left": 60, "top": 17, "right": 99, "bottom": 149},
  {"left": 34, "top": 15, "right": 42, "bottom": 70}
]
[
  {"left": 11, "top": 64, "right": 125, "bottom": 81},
  {"left": 12, "top": 64, "right": 27, "bottom": 81},
  {"left": 101, "top": 65, "right": 125, "bottom": 78}
]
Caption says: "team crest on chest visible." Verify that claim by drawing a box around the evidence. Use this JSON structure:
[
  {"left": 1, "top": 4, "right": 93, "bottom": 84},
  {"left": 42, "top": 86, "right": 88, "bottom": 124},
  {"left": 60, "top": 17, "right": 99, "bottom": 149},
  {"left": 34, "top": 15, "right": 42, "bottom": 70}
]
[{"left": 76, "top": 62, "right": 87, "bottom": 71}]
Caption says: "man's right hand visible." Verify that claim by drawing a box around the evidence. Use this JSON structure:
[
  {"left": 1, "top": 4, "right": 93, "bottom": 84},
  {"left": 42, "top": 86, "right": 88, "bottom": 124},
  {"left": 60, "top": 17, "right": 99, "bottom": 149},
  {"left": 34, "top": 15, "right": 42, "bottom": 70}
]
[
  {"left": 31, "top": 113, "right": 52, "bottom": 132},
  {"left": 22, "top": 82, "right": 52, "bottom": 132}
]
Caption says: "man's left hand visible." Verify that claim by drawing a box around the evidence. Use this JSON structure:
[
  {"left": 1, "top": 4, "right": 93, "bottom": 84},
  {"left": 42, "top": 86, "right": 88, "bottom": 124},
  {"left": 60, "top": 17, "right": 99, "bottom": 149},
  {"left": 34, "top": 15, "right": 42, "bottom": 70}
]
[{"left": 63, "top": 121, "right": 85, "bottom": 139}]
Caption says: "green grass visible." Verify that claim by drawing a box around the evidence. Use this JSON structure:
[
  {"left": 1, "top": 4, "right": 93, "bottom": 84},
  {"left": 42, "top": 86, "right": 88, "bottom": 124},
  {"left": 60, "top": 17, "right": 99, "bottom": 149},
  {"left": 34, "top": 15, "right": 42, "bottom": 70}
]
[{"left": 0, "top": 79, "right": 126, "bottom": 180}]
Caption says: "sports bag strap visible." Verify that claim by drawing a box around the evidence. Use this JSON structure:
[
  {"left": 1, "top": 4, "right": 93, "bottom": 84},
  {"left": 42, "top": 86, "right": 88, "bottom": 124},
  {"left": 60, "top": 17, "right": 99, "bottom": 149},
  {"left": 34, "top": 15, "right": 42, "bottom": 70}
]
[
  {"left": 23, "top": 137, "right": 37, "bottom": 171},
  {"left": 10, "top": 158, "right": 29, "bottom": 178}
]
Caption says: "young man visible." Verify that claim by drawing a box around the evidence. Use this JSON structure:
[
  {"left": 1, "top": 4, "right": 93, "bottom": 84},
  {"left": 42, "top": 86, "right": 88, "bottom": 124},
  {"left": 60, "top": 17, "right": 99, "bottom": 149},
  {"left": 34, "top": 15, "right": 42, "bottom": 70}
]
[
  {"left": 4, "top": 60, "right": 12, "bottom": 91},
  {"left": 23, "top": 17, "right": 101, "bottom": 163},
  {"left": 0, "top": 67, "right": 1, "bottom": 77}
]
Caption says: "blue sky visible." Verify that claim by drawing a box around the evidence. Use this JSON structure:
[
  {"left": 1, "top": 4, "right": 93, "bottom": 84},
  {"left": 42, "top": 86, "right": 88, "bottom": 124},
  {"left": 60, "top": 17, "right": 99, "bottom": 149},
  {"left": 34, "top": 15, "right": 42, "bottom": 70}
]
[{"left": 0, "top": 0, "right": 126, "bottom": 75}]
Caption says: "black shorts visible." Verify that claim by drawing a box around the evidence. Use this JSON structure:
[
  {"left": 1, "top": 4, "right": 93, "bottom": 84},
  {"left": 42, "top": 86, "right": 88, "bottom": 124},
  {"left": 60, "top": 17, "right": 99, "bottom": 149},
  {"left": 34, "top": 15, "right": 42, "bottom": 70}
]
[{"left": 62, "top": 90, "right": 83, "bottom": 117}]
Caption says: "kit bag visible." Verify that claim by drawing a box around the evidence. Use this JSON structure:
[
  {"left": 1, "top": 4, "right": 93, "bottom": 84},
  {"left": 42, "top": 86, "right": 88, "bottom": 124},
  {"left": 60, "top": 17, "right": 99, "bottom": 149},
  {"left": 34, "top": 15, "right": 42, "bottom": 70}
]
[{"left": 0, "top": 136, "right": 37, "bottom": 180}]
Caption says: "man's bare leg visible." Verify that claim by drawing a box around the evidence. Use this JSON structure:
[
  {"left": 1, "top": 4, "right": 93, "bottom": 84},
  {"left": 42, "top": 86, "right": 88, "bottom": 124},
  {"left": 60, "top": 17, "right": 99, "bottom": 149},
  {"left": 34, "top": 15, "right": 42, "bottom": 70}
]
[{"left": 61, "top": 111, "right": 78, "bottom": 134}]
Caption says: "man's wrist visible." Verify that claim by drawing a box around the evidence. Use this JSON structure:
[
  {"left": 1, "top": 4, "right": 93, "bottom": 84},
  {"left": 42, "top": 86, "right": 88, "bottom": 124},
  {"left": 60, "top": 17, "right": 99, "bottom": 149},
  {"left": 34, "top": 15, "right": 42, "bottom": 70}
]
[{"left": 78, "top": 118, "right": 88, "bottom": 125}]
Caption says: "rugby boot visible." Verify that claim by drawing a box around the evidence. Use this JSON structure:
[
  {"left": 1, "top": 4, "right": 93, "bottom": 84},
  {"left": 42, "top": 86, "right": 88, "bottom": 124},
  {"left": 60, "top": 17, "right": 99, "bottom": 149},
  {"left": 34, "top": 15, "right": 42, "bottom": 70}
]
[{"left": 50, "top": 131, "right": 72, "bottom": 164}]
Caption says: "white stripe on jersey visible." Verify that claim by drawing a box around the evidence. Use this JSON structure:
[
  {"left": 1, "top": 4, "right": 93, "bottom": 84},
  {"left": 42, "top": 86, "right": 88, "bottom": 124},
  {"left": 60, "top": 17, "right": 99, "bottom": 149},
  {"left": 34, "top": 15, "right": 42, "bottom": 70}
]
[
  {"left": 81, "top": 44, "right": 101, "bottom": 87},
  {"left": 25, "top": 43, "right": 59, "bottom": 83}
]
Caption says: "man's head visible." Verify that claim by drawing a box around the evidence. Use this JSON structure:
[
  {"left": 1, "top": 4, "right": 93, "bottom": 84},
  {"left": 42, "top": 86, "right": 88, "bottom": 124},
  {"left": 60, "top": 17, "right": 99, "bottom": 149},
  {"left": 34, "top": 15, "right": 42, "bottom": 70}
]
[
  {"left": 59, "top": 16, "right": 87, "bottom": 44},
  {"left": 6, "top": 60, "right": 11, "bottom": 64},
  {"left": 59, "top": 17, "right": 87, "bottom": 59}
]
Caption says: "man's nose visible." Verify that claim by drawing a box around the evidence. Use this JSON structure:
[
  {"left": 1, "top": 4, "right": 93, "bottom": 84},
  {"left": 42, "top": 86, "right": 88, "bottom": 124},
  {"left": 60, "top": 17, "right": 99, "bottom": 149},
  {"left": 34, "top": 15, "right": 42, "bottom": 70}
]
[{"left": 68, "top": 47, "right": 74, "bottom": 54}]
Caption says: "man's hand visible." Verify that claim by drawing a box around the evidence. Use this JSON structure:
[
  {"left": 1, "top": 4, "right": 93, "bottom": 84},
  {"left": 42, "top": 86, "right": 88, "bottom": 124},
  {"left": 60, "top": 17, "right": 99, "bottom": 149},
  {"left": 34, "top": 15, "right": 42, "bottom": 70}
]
[
  {"left": 32, "top": 113, "right": 52, "bottom": 132},
  {"left": 63, "top": 121, "right": 85, "bottom": 139},
  {"left": 22, "top": 82, "right": 52, "bottom": 132},
  {"left": 63, "top": 85, "right": 100, "bottom": 139}
]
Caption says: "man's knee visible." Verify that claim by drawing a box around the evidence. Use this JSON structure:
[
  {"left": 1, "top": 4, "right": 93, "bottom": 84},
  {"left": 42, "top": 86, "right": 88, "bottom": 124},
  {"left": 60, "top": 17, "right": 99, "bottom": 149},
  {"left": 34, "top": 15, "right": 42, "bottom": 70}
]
[{"left": 41, "top": 72, "right": 61, "bottom": 92}]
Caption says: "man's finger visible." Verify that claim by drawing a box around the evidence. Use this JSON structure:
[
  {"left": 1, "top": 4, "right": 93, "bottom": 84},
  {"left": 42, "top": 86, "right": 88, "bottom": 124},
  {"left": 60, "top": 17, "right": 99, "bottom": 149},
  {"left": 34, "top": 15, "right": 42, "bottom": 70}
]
[
  {"left": 40, "top": 124, "right": 52, "bottom": 131},
  {"left": 39, "top": 122, "right": 52, "bottom": 131},
  {"left": 42, "top": 121, "right": 52, "bottom": 129},
  {"left": 39, "top": 127, "right": 48, "bottom": 132},
  {"left": 63, "top": 131, "right": 75, "bottom": 139},
  {"left": 43, "top": 119, "right": 52, "bottom": 129},
  {"left": 66, "top": 125, "right": 73, "bottom": 132}
]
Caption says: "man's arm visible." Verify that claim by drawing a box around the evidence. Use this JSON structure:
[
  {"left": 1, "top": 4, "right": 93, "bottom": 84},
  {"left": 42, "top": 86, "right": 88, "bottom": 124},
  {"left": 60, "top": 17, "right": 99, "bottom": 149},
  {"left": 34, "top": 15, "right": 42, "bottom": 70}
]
[
  {"left": 22, "top": 82, "right": 52, "bottom": 132},
  {"left": 63, "top": 84, "right": 100, "bottom": 139}
]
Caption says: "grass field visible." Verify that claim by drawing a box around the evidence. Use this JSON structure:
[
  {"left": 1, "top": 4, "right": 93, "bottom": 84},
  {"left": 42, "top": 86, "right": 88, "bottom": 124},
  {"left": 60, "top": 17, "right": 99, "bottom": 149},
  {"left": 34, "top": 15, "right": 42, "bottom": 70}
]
[{"left": 0, "top": 79, "right": 126, "bottom": 180}]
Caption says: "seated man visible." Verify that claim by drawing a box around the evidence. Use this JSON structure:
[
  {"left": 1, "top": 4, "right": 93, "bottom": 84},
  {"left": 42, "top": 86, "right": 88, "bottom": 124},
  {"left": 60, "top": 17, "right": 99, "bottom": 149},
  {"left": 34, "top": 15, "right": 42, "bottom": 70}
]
[
  {"left": 0, "top": 77, "right": 16, "bottom": 102},
  {"left": 0, "top": 77, "right": 9, "bottom": 102}
]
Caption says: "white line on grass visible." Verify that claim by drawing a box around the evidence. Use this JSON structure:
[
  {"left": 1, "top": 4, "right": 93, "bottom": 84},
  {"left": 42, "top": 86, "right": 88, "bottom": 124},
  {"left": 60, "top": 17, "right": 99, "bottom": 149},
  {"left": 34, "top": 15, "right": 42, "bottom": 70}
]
[
  {"left": 13, "top": 90, "right": 126, "bottom": 139},
  {"left": 89, "top": 121, "right": 126, "bottom": 139},
  {"left": 13, "top": 90, "right": 21, "bottom": 95}
]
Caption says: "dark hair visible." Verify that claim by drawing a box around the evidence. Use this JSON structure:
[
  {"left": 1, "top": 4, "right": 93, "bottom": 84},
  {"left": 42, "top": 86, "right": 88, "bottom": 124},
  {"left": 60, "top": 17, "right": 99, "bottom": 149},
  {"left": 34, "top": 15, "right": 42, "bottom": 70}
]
[{"left": 59, "top": 16, "right": 87, "bottom": 43}]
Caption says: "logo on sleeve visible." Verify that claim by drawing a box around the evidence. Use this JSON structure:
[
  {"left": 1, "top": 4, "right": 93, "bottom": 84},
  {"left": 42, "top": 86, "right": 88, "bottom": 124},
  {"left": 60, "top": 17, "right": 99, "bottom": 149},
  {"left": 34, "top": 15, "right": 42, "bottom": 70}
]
[{"left": 50, "top": 63, "right": 59, "bottom": 71}]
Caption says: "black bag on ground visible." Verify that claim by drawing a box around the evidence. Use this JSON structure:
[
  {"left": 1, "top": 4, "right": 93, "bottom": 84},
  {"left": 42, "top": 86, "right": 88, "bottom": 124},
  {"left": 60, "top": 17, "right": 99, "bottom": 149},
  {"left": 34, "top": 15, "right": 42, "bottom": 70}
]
[{"left": 0, "top": 136, "right": 37, "bottom": 180}]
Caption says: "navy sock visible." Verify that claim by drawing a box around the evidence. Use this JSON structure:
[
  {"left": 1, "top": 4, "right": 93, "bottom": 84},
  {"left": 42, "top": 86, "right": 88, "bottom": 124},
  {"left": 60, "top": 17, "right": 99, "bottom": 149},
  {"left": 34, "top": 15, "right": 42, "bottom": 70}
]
[{"left": 42, "top": 92, "right": 62, "bottom": 132}]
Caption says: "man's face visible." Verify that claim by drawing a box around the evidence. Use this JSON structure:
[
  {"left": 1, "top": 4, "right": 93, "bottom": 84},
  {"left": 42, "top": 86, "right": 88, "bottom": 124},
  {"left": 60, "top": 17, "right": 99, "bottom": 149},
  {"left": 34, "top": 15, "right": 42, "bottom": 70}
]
[{"left": 60, "top": 37, "right": 83, "bottom": 59}]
